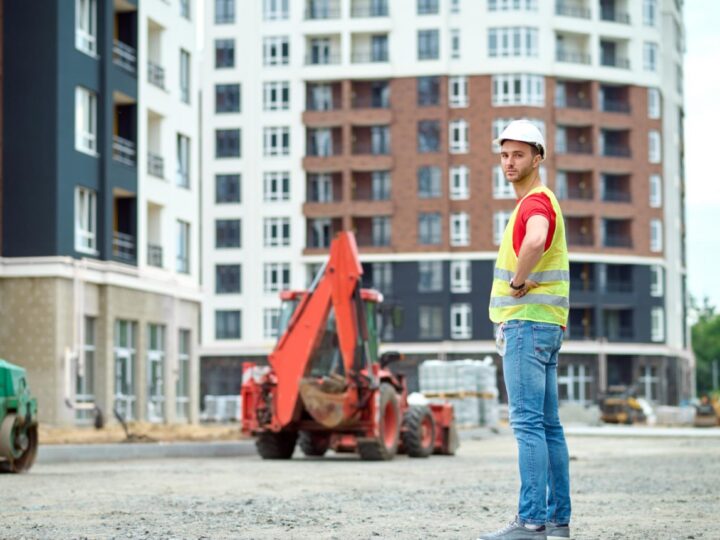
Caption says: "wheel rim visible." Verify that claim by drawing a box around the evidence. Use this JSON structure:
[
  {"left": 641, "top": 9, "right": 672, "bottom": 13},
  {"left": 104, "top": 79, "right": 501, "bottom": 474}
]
[
  {"left": 420, "top": 415, "right": 433, "bottom": 448},
  {"left": 382, "top": 401, "right": 398, "bottom": 449}
]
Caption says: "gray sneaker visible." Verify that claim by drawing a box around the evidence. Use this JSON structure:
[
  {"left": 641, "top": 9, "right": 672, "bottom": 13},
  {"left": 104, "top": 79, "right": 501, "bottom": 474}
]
[
  {"left": 477, "top": 517, "right": 547, "bottom": 540},
  {"left": 546, "top": 522, "right": 570, "bottom": 539}
]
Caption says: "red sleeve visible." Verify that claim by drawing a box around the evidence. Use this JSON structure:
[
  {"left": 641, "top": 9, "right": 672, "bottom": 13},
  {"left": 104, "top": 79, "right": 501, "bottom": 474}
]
[{"left": 512, "top": 193, "right": 556, "bottom": 256}]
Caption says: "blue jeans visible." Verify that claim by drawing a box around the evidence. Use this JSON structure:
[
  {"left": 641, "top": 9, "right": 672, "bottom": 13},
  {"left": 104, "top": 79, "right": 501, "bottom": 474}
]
[{"left": 499, "top": 320, "right": 571, "bottom": 526}]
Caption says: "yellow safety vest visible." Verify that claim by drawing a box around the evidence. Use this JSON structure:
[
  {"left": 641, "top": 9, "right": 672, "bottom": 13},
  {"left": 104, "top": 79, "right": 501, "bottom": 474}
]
[{"left": 489, "top": 185, "right": 569, "bottom": 326}]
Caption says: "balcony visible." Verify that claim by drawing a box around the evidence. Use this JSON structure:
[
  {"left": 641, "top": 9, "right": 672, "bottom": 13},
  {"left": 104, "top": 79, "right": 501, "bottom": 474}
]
[
  {"left": 557, "top": 170, "right": 593, "bottom": 201},
  {"left": 113, "top": 135, "right": 136, "bottom": 166},
  {"left": 555, "top": 81, "right": 592, "bottom": 109},
  {"left": 600, "top": 84, "right": 631, "bottom": 113},
  {"left": 113, "top": 40, "right": 137, "bottom": 74},
  {"left": 307, "top": 127, "right": 342, "bottom": 157},
  {"left": 147, "top": 61, "right": 165, "bottom": 88},
  {"left": 147, "top": 152, "right": 164, "bottom": 178},
  {"left": 307, "top": 217, "right": 343, "bottom": 249},
  {"left": 602, "top": 218, "right": 632, "bottom": 248},
  {"left": 113, "top": 232, "right": 136, "bottom": 262},
  {"left": 600, "top": 1, "right": 630, "bottom": 24},
  {"left": 600, "top": 40, "right": 630, "bottom": 69},
  {"left": 600, "top": 129, "right": 631, "bottom": 158},
  {"left": 556, "top": 49, "right": 591, "bottom": 65},
  {"left": 306, "top": 82, "right": 342, "bottom": 111},
  {"left": 352, "top": 171, "right": 391, "bottom": 201},
  {"left": 305, "top": 36, "right": 342, "bottom": 66},
  {"left": 556, "top": 32, "right": 591, "bottom": 65},
  {"left": 555, "top": 1, "right": 591, "bottom": 18},
  {"left": 566, "top": 217, "right": 594, "bottom": 247},
  {"left": 605, "top": 265, "right": 633, "bottom": 293},
  {"left": 556, "top": 126, "right": 593, "bottom": 155},
  {"left": 351, "top": 34, "right": 389, "bottom": 64},
  {"left": 147, "top": 244, "right": 163, "bottom": 268},
  {"left": 602, "top": 309, "right": 634, "bottom": 342},
  {"left": 354, "top": 216, "right": 391, "bottom": 248},
  {"left": 352, "top": 126, "right": 390, "bottom": 155},
  {"left": 307, "top": 172, "right": 342, "bottom": 203},
  {"left": 570, "top": 263, "right": 594, "bottom": 292},
  {"left": 568, "top": 308, "right": 596, "bottom": 340},
  {"left": 305, "top": 0, "right": 341, "bottom": 19},
  {"left": 601, "top": 174, "right": 631, "bottom": 202},
  {"left": 351, "top": 0, "right": 389, "bottom": 17},
  {"left": 352, "top": 80, "right": 390, "bottom": 109}
]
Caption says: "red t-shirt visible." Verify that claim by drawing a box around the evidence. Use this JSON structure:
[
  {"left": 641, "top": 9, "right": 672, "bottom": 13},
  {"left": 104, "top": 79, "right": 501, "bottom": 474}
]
[{"left": 512, "top": 193, "right": 556, "bottom": 256}]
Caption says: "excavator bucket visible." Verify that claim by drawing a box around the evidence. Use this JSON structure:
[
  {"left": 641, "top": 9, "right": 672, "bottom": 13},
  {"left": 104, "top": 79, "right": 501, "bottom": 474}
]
[{"left": 298, "top": 375, "right": 349, "bottom": 428}]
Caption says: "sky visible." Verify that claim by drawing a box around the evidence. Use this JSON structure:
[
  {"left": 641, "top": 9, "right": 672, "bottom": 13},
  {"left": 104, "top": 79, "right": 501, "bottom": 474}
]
[{"left": 684, "top": 1, "right": 720, "bottom": 310}]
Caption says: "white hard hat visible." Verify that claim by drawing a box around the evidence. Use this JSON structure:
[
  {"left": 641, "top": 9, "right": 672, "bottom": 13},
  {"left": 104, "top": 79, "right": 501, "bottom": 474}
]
[{"left": 493, "top": 120, "right": 546, "bottom": 160}]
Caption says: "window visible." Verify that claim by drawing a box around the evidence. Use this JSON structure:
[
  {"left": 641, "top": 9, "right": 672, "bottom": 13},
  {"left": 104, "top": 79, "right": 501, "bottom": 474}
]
[
  {"left": 176, "top": 330, "right": 190, "bottom": 420},
  {"left": 488, "top": 0, "right": 537, "bottom": 10},
  {"left": 449, "top": 120, "right": 469, "bottom": 153},
  {"left": 308, "top": 83, "right": 333, "bottom": 111},
  {"left": 216, "top": 264, "right": 241, "bottom": 294},
  {"left": 488, "top": 27, "right": 539, "bottom": 58},
  {"left": 372, "top": 217, "right": 391, "bottom": 246},
  {"left": 180, "top": 0, "right": 190, "bottom": 19},
  {"left": 418, "top": 120, "right": 441, "bottom": 152},
  {"left": 264, "top": 127, "right": 290, "bottom": 156},
  {"left": 492, "top": 74, "right": 544, "bottom": 106},
  {"left": 449, "top": 76, "right": 468, "bottom": 107},
  {"left": 75, "top": 187, "right": 97, "bottom": 253},
  {"left": 419, "top": 306, "right": 443, "bottom": 339},
  {"left": 75, "top": 87, "right": 97, "bottom": 155},
  {"left": 450, "top": 212, "right": 470, "bottom": 246},
  {"left": 676, "top": 63, "right": 683, "bottom": 95},
  {"left": 264, "top": 263, "right": 291, "bottom": 293},
  {"left": 76, "top": 0, "right": 97, "bottom": 56},
  {"left": 650, "top": 219, "right": 663, "bottom": 252},
  {"left": 75, "top": 316, "right": 96, "bottom": 424},
  {"left": 215, "top": 0, "right": 235, "bottom": 23},
  {"left": 177, "top": 220, "right": 190, "bottom": 273},
  {"left": 450, "top": 166, "right": 469, "bottom": 200},
  {"left": 263, "top": 217, "right": 291, "bottom": 247},
  {"left": 263, "top": 0, "right": 289, "bottom": 20},
  {"left": 418, "top": 213, "right": 442, "bottom": 245},
  {"left": 372, "top": 171, "right": 391, "bottom": 200},
  {"left": 264, "top": 172, "right": 290, "bottom": 202},
  {"left": 417, "top": 0, "right": 439, "bottom": 15},
  {"left": 146, "top": 324, "right": 166, "bottom": 422},
  {"left": 370, "top": 262, "right": 393, "bottom": 293},
  {"left": 264, "top": 308, "right": 281, "bottom": 339},
  {"left": 649, "top": 174, "right": 662, "bottom": 208},
  {"left": 493, "top": 166, "right": 514, "bottom": 199},
  {"left": 216, "top": 219, "right": 241, "bottom": 248},
  {"left": 418, "top": 167, "right": 441, "bottom": 198},
  {"left": 450, "top": 304, "right": 472, "bottom": 339},
  {"left": 114, "top": 320, "right": 137, "bottom": 420},
  {"left": 370, "top": 126, "right": 391, "bottom": 154},
  {"left": 308, "top": 173, "right": 333, "bottom": 202},
  {"left": 371, "top": 35, "right": 390, "bottom": 62},
  {"left": 418, "top": 30, "right": 440, "bottom": 60},
  {"left": 263, "top": 81, "right": 290, "bottom": 111},
  {"left": 643, "top": 0, "right": 657, "bottom": 26},
  {"left": 216, "top": 129, "right": 241, "bottom": 158},
  {"left": 450, "top": 260, "right": 471, "bottom": 293},
  {"left": 216, "top": 174, "right": 241, "bottom": 203},
  {"left": 308, "top": 128, "right": 333, "bottom": 156},
  {"left": 450, "top": 29, "right": 461, "bottom": 59},
  {"left": 650, "top": 265, "right": 664, "bottom": 297},
  {"left": 216, "top": 84, "right": 241, "bottom": 113},
  {"left": 417, "top": 76, "right": 440, "bottom": 106},
  {"left": 309, "top": 218, "right": 332, "bottom": 248},
  {"left": 558, "top": 363, "right": 593, "bottom": 404},
  {"left": 451, "top": 0, "right": 461, "bottom": 13},
  {"left": 215, "top": 39, "right": 235, "bottom": 68},
  {"left": 309, "top": 37, "right": 333, "bottom": 65},
  {"left": 493, "top": 211, "right": 512, "bottom": 245},
  {"left": 180, "top": 49, "right": 191, "bottom": 104},
  {"left": 176, "top": 134, "right": 190, "bottom": 188},
  {"left": 648, "top": 131, "right": 661, "bottom": 163},
  {"left": 492, "top": 118, "right": 545, "bottom": 152},
  {"left": 643, "top": 42, "right": 658, "bottom": 72},
  {"left": 215, "top": 310, "right": 241, "bottom": 339},
  {"left": 651, "top": 307, "right": 665, "bottom": 342},
  {"left": 418, "top": 261, "right": 443, "bottom": 292},
  {"left": 263, "top": 36, "right": 290, "bottom": 66},
  {"left": 648, "top": 88, "right": 661, "bottom": 119}
]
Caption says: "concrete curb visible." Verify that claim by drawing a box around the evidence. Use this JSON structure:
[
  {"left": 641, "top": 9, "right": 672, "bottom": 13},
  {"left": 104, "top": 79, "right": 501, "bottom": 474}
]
[
  {"left": 565, "top": 425, "right": 720, "bottom": 438},
  {"left": 37, "top": 440, "right": 257, "bottom": 464}
]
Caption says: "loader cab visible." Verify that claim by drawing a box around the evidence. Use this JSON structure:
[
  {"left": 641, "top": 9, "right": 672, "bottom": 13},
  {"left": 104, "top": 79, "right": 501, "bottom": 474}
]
[{"left": 277, "top": 291, "right": 301, "bottom": 339}]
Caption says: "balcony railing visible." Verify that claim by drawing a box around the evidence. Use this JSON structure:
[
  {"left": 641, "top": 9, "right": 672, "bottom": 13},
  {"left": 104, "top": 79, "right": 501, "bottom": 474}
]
[
  {"left": 305, "top": 5, "right": 341, "bottom": 19},
  {"left": 147, "top": 61, "right": 165, "bottom": 88},
  {"left": 601, "top": 56, "right": 631, "bottom": 69},
  {"left": 567, "top": 186, "right": 594, "bottom": 200},
  {"left": 570, "top": 279, "right": 595, "bottom": 292},
  {"left": 353, "top": 140, "right": 390, "bottom": 155},
  {"left": 555, "top": 1, "right": 591, "bottom": 18},
  {"left": 567, "top": 232, "right": 594, "bottom": 246},
  {"left": 556, "top": 95, "right": 592, "bottom": 109},
  {"left": 113, "top": 232, "right": 136, "bottom": 262},
  {"left": 601, "top": 99, "right": 631, "bottom": 113},
  {"left": 147, "top": 243, "right": 163, "bottom": 267},
  {"left": 558, "top": 141, "right": 593, "bottom": 154},
  {"left": 604, "top": 326, "right": 634, "bottom": 340},
  {"left": 567, "top": 325, "right": 597, "bottom": 340},
  {"left": 601, "top": 144, "right": 631, "bottom": 158},
  {"left": 113, "top": 40, "right": 137, "bottom": 74},
  {"left": 304, "top": 53, "right": 342, "bottom": 66},
  {"left": 605, "top": 280, "right": 633, "bottom": 293},
  {"left": 600, "top": 9, "right": 630, "bottom": 24},
  {"left": 351, "top": 51, "right": 389, "bottom": 63},
  {"left": 351, "top": 0, "right": 389, "bottom": 17},
  {"left": 113, "top": 135, "right": 136, "bottom": 166},
  {"left": 603, "top": 233, "right": 632, "bottom": 248},
  {"left": 353, "top": 93, "right": 390, "bottom": 109},
  {"left": 556, "top": 49, "right": 592, "bottom": 65},
  {"left": 148, "top": 152, "right": 164, "bottom": 178},
  {"left": 602, "top": 189, "right": 631, "bottom": 202}
]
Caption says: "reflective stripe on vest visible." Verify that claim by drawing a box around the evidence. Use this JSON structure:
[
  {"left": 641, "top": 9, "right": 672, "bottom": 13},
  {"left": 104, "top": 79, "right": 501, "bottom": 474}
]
[{"left": 488, "top": 184, "right": 570, "bottom": 326}]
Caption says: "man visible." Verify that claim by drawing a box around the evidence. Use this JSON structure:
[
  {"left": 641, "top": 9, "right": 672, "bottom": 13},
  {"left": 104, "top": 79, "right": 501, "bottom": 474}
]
[{"left": 478, "top": 120, "right": 571, "bottom": 540}]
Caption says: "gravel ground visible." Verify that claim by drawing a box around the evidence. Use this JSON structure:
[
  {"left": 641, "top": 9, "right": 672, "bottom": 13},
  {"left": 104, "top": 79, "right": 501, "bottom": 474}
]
[{"left": 3, "top": 434, "right": 719, "bottom": 540}]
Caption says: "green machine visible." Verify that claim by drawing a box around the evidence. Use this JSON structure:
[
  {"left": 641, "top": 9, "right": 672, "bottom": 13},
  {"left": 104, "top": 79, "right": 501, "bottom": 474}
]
[{"left": 0, "top": 359, "right": 38, "bottom": 472}]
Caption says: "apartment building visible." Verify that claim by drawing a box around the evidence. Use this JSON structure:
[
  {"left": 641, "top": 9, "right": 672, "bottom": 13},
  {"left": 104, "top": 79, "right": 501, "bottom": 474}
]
[
  {"left": 201, "top": 0, "right": 692, "bottom": 406},
  {"left": 0, "top": 0, "right": 201, "bottom": 425}
]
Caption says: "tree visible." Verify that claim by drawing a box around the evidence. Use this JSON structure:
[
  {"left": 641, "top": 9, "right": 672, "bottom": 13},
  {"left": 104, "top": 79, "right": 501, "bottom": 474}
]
[{"left": 691, "top": 296, "right": 720, "bottom": 395}]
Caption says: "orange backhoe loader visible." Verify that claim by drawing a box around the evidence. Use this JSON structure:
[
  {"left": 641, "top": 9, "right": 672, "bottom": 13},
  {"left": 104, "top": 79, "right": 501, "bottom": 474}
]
[{"left": 241, "top": 232, "right": 458, "bottom": 460}]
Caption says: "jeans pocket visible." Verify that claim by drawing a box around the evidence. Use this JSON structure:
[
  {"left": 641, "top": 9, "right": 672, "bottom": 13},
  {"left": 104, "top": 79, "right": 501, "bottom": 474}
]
[{"left": 532, "top": 324, "right": 561, "bottom": 364}]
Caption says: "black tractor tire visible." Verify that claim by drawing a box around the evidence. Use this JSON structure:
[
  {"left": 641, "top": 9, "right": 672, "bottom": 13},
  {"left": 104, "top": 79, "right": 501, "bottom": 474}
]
[
  {"left": 401, "top": 405, "right": 435, "bottom": 458},
  {"left": 435, "top": 420, "right": 460, "bottom": 456},
  {"left": 255, "top": 430, "right": 298, "bottom": 460},
  {"left": 298, "top": 431, "right": 330, "bottom": 457},
  {"left": 358, "top": 383, "right": 401, "bottom": 461},
  {"left": 0, "top": 416, "right": 38, "bottom": 473}
]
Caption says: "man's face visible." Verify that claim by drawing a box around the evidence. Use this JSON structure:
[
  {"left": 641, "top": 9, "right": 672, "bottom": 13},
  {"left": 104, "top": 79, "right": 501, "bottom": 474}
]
[{"left": 500, "top": 140, "right": 541, "bottom": 183}]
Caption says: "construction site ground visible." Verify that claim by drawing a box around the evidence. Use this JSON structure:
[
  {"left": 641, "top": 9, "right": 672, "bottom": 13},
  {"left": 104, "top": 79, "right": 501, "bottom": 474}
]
[{"left": 5, "top": 432, "right": 720, "bottom": 540}]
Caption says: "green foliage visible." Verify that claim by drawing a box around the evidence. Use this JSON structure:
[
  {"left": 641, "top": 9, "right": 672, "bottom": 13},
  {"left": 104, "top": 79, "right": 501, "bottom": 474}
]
[{"left": 691, "top": 296, "right": 720, "bottom": 395}]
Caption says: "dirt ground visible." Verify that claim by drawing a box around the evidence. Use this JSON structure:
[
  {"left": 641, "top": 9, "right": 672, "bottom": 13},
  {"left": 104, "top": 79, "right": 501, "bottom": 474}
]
[{"left": 3, "top": 434, "right": 719, "bottom": 540}]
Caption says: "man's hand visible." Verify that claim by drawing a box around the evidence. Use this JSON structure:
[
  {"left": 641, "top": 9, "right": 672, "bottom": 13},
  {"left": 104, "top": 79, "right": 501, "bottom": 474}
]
[{"left": 510, "top": 279, "right": 539, "bottom": 298}]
